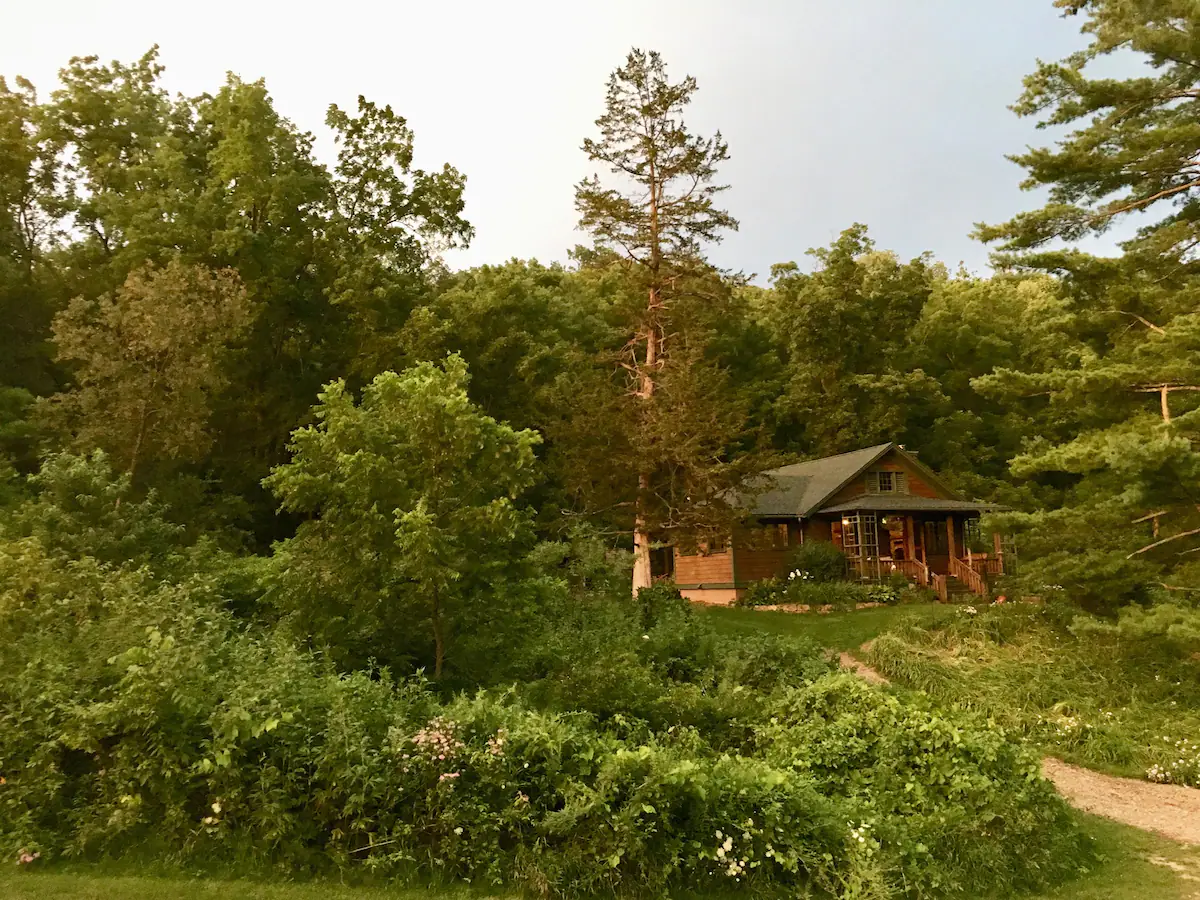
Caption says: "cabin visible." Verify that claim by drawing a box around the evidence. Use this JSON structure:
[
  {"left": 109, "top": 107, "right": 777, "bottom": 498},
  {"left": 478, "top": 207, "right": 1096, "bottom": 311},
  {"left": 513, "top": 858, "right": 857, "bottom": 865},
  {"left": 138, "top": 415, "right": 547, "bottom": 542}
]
[{"left": 670, "top": 442, "right": 1008, "bottom": 605}]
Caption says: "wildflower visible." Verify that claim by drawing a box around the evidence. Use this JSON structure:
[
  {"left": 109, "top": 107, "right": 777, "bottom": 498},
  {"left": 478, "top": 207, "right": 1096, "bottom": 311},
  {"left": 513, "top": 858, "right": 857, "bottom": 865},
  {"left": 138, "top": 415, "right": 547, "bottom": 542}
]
[
  {"left": 487, "top": 730, "right": 507, "bottom": 756},
  {"left": 211, "top": 801, "right": 222, "bottom": 814},
  {"left": 453, "top": 827, "right": 464, "bottom": 835},
  {"left": 438, "top": 771, "right": 461, "bottom": 782},
  {"left": 642, "top": 634, "right": 650, "bottom": 640},
  {"left": 16, "top": 850, "right": 39, "bottom": 865}
]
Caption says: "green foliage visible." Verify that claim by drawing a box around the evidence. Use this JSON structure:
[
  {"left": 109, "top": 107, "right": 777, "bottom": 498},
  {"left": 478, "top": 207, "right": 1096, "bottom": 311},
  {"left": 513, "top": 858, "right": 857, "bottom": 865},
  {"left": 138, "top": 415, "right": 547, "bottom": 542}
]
[
  {"left": 737, "top": 578, "right": 896, "bottom": 610},
  {"left": 3, "top": 452, "right": 188, "bottom": 572},
  {"left": 789, "top": 541, "right": 850, "bottom": 583},
  {"left": 0, "top": 539, "right": 1090, "bottom": 898},
  {"left": 758, "top": 676, "right": 1090, "bottom": 897},
  {"left": 265, "top": 356, "right": 542, "bottom": 677},
  {"left": 867, "top": 602, "right": 1200, "bottom": 786}
]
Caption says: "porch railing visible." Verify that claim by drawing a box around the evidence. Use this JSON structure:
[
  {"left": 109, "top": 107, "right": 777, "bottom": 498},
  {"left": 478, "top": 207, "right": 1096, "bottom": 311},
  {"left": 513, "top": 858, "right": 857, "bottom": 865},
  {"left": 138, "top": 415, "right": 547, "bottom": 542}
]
[
  {"left": 966, "top": 555, "right": 1004, "bottom": 577},
  {"left": 931, "top": 572, "right": 948, "bottom": 603},
  {"left": 949, "top": 556, "right": 988, "bottom": 597},
  {"left": 892, "top": 558, "right": 931, "bottom": 588}
]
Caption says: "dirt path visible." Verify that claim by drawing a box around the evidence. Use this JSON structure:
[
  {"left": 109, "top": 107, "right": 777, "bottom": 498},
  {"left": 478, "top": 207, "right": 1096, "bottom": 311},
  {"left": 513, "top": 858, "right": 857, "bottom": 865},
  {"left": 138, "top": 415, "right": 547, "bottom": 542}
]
[
  {"left": 838, "top": 649, "right": 1200, "bottom": 845},
  {"left": 837, "top": 650, "right": 890, "bottom": 685},
  {"left": 1043, "top": 758, "right": 1200, "bottom": 846}
]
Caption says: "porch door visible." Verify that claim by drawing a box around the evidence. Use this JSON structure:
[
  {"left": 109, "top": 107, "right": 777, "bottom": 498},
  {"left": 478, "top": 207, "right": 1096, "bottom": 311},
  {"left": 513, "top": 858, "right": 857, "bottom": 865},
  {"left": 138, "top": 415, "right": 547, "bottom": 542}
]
[{"left": 922, "top": 519, "right": 950, "bottom": 574}]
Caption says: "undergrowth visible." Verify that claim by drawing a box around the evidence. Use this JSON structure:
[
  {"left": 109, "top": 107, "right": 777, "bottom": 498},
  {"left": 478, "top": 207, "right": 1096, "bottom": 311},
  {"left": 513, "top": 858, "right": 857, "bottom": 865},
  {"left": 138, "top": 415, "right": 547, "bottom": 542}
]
[{"left": 866, "top": 602, "right": 1200, "bottom": 785}]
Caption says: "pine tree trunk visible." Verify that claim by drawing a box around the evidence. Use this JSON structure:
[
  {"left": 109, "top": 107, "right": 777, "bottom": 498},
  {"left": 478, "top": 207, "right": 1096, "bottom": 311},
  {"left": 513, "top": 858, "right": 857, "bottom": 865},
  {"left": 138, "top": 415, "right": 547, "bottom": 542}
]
[
  {"left": 431, "top": 586, "right": 445, "bottom": 679},
  {"left": 631, "top": 302, "right": 660, "bottom": 597}
]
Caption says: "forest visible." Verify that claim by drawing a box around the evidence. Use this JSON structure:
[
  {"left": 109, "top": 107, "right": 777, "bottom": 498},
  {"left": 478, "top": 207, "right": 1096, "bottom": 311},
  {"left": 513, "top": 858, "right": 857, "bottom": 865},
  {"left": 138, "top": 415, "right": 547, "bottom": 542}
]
[{"left": 2, "top": 0, "right": 1200, "bottom": 898}]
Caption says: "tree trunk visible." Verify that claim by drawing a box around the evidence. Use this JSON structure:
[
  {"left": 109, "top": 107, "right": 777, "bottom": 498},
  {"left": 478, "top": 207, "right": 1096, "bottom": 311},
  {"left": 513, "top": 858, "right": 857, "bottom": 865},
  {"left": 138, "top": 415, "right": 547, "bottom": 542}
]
[
  {"left": 631, "top": 305, "right": 660, "bottom": 597},
  {"left": 431, "top": 586, "right": 445, "bottom": 679}
]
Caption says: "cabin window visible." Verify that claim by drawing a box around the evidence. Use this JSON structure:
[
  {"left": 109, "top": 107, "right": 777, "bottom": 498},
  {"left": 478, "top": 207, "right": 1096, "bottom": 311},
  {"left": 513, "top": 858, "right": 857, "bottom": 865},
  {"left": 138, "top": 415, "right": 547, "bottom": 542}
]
[
  {"left": 748, "top": 522, "right": 791, "bottom": 551},
  {"left": 866, "top": 470, "right": 907, "bottom": 494}
]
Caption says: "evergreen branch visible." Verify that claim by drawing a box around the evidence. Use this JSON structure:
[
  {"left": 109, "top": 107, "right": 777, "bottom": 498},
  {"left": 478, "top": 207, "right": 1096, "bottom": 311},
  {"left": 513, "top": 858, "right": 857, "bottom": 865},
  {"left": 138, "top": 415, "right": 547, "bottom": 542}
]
[{"left": 1128, "top": 527, "right": 1200, "bottom": 558}]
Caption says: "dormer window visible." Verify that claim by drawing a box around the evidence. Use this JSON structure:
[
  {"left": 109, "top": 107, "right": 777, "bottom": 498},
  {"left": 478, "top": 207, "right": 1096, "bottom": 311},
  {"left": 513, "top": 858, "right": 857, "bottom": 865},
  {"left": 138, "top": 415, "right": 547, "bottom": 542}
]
[{"left": 866, "top": 470, "right": 907, "bottom": 494}]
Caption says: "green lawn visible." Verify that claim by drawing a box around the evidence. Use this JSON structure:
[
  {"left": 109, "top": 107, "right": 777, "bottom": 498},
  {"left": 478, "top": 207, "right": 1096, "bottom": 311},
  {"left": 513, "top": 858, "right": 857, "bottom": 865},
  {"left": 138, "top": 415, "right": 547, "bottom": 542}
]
[
  {"left": 3, "top": 818, "right": 1196, "bottom": 899},
  {"left": 699, "top": 601, "right": 954, "bottom": 651}
]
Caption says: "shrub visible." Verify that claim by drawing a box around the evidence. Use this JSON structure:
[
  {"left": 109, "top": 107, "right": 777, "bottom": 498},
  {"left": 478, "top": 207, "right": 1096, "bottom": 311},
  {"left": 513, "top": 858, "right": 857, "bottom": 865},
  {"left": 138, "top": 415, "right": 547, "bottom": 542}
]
[
  {"left": 757, "top": 676, "right": 1092, "bottom": 897},
  {"left": 787, "top": 541, "right": 848, "bottom": 583},
  {"left": 736, "top": 578, "right": 876, "bottom": 610},
  {"left": 0, "top": 535, "right": 1093, "bottom": 897}
]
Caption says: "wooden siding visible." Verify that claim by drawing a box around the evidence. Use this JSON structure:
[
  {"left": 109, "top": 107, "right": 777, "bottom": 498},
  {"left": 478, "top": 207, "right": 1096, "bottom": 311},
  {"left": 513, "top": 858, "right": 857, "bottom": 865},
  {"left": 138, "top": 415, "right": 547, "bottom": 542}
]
[
  {"left": 825, "top": 449, "right": 944, "bottom": 505},
  {"left": 734, "top": 546, "right": 792, "bottom": 583},
  {"left": 674, "top": 549, "right": 734, "bottom": 586},
  {"left": 804, "top": 517, "right": 832, "bottom": 543}
]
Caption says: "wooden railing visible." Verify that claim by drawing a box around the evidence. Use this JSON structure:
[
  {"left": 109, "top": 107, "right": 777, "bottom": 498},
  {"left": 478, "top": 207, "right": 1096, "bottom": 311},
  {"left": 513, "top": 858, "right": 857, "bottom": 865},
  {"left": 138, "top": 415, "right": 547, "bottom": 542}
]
[
  {"left": 931, "top": 573, "right": 948, "bottom": 603},
  {"left": 949, "top": 556, "right": 988, "bottom": 597},
  {"left": 967, "top": 555, "right": 1005, "bottom": 577},
  {"left": 892, "top": 558, "right": 931, "bottom": 588}
]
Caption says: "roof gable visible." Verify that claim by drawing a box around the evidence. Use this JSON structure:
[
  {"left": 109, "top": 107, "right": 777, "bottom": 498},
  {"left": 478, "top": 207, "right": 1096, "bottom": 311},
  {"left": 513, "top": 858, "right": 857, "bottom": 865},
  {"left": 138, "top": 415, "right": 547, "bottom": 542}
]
[{"left": 741, "top": 443, "right": 962, "bottom": 518}]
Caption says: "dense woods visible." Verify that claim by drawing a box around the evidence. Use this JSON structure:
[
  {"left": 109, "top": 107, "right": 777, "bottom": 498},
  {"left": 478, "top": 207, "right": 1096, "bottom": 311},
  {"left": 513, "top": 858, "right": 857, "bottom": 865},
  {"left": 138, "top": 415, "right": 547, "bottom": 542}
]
[{"left": 3, "top": 1, "right": 1200, "bottom": 898}]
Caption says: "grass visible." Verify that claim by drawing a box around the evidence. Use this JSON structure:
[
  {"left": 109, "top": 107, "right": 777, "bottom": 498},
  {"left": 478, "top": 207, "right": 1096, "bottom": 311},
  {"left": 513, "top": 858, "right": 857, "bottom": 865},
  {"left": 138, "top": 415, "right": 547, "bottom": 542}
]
[
  {"left": 698, "top": 600, "right": 953, "bottom": 651},
  {"left": 861, "top": 604, "right": 1200, "bottom": 783},
  {"left": 0, "top": 871, "right": 486, "bottom": 900},
  {"left": 3, "top": 818, "right": 1195, "bottom": 899},
  {"left": 1027, "top": 815, "right": 1200, "bottom": 900}
]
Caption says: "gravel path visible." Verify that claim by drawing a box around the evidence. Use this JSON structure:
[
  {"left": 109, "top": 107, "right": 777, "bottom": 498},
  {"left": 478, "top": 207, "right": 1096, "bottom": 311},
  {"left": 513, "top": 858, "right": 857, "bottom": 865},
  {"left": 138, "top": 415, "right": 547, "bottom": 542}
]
[
  {"left": 839, "top": 650, "right": 1200, "bottom": 845},
  {"left": 1042, "top": 757, "right": 1200, "bottom": 846}
]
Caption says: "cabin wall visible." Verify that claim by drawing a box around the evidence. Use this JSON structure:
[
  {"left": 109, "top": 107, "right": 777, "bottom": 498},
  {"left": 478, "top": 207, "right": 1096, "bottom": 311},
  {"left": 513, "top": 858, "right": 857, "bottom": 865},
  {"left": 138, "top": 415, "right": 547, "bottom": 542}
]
[
  {"left": 733, "top": 545, "right": 792, "bottom": 582},
  {"left": 673, "top": 549, "right": 734, "bottom": 587},
  {"left": 803, "top": 517, "right": 832, "bottom": 543}
]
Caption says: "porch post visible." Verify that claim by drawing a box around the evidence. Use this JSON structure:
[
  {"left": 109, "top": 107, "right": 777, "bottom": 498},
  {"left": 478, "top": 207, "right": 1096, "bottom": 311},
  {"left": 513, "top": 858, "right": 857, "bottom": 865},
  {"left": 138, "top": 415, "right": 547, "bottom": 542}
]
[
  {"left": 993, "top": 531, "right": 1003, "bottom": 566},
  {"left": 945, "top": 515, "right": 956, "bottom": 561},
  {"left": 904, "top": 516, "right": 915, "bottom": 562}
]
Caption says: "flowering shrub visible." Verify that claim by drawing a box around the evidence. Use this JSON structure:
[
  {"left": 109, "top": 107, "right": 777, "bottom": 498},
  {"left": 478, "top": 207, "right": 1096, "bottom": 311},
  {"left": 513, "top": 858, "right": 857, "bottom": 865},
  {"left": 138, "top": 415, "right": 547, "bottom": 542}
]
[
  {"left": 737, "top": 579, "right": 877, "bottom": 610},
  {"left": 0, "top": 535, "right": 1093, "bottom": 898}
]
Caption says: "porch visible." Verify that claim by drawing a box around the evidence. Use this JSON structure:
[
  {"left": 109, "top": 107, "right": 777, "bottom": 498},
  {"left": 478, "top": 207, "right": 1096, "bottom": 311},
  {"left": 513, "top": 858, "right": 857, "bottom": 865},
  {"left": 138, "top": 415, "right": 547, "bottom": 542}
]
[{"left": 818, "top": 497, "right": 1010, "bottom": 601}]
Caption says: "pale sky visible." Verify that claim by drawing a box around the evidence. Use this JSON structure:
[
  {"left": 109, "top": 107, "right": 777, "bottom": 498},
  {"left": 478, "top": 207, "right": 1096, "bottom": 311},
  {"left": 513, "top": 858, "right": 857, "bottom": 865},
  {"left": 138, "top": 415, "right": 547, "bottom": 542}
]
[{"left": 4, "top": 1, "right": 1104, "bottom": 279}]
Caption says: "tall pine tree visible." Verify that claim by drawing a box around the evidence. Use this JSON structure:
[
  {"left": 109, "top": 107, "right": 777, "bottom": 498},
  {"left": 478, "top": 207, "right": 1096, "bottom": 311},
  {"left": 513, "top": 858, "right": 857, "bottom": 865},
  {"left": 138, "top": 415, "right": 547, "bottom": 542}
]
[{"left": 575, "top": 49, "right": 748, "bottom": 595}]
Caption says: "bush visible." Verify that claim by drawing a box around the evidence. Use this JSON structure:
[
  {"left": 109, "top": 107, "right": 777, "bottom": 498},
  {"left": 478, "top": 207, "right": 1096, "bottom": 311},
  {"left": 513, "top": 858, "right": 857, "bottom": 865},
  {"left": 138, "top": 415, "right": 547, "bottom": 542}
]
[
  {"left": 0, "top": 535, "right": 1094, "bottom": 897},
  {"left": 787, "top": 541, "right": 848, "bottom": 583},
  {"left": 736, "top": 578, "right": 880, "bottom": 610},
  {"left": 757, "top": 676, "right": 1091, "bottom": 897}
]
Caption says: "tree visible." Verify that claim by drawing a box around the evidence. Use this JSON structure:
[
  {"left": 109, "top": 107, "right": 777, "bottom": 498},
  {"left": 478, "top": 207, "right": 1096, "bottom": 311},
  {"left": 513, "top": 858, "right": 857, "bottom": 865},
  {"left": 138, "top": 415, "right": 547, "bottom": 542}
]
[
  {"left": 756, "top": 225, "right": 944, "bottom": 458},
  {"left": 325, "top": 96, "right": 473, "bottom": 379},
  {"left": 975, "top": 1, "right": 1200, "bottom": 604},
  {"left": 45, "top": 259, "right": 253, "bottom": 483},
  {"left": 977, "top": 0, "right": 1200, "bottom": 270},
  {"left": 575, "top": 49, "right": 744, "bottom": 594},
  {"left": 0, "top": 75, "right": 63, "bottom": 396},
  {"left": 264, "top": 356, "right": 541, "bottom": 677}
]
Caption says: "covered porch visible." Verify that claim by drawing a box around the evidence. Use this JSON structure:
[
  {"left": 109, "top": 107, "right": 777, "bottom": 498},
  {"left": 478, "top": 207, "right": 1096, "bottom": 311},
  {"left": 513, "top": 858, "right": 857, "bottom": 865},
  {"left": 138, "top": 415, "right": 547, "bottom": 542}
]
[{"left": 817, "top": 497, "right": 1009, "bottom": 600}]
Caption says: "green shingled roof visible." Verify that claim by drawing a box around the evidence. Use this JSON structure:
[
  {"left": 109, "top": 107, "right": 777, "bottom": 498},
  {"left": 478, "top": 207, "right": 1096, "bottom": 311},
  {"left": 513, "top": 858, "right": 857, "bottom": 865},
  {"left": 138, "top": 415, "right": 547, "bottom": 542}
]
[
  {"left": 741, "top": 443, "right": 896, "bottom": 517},
  {"left": 818, "top": 496, "right": 1004, "bottom": 514}
]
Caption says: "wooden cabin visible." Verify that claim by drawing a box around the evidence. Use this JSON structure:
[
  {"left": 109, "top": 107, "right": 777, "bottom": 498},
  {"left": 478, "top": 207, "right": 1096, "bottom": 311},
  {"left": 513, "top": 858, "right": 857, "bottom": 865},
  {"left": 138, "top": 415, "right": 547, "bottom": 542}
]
[{"left": 670, "top": 442, "right": 1007, "bottom": 605}]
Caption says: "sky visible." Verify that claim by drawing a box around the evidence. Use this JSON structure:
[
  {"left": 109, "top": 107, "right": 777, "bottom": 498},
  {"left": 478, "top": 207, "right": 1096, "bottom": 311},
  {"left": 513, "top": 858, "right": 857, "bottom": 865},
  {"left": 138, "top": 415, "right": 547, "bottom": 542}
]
[{"left": 3, "top": 0, "right": 1106, "bottom": 281}]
